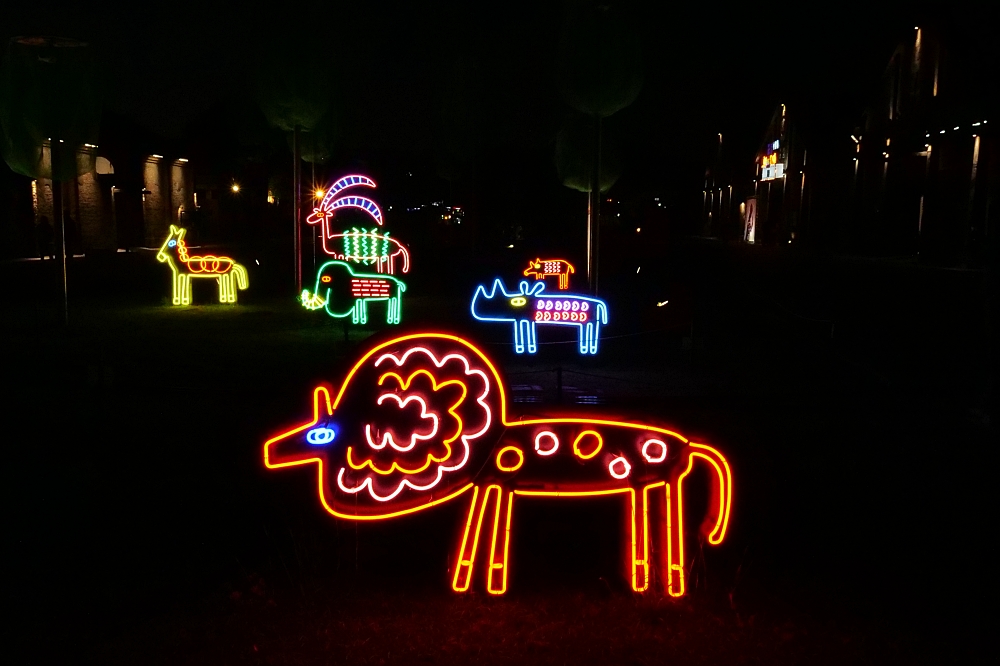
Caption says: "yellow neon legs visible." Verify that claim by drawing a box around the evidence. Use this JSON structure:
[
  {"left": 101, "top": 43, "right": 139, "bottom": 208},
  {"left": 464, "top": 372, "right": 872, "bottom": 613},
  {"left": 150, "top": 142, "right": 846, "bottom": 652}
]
[{"left": 452, "top": 485, "right": 514, "bottom": 594}]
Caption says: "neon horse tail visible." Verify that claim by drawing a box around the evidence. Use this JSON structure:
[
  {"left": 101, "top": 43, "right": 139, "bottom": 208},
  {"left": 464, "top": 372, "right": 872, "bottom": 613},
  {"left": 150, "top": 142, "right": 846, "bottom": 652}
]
[{"left": 233, "top": 264, "right": 248, "bottom": 290}]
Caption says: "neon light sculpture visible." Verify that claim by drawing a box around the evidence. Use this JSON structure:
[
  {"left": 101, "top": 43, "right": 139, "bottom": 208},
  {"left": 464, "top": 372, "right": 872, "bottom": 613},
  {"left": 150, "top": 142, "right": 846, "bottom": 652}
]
[
  {"left": 156, "top": 225, "right": 248, "bottom": 305},
  {"left": 306, "top": 175, "right": 411, "bottom": 274},
  {"left": 471, "top": 279, "right": 608, "bottom": 354},
  {"left": 263, "top": 333, "right": 732, "bottom": 596},
  {"left": 319, "top": 227, "right": 411, "bottom": 275},
  {"left": 302, "top": 260, "right": 406, "bottom": 324},
  {"left": 523, "top": 258, "right": 575, "bottom": 290}
]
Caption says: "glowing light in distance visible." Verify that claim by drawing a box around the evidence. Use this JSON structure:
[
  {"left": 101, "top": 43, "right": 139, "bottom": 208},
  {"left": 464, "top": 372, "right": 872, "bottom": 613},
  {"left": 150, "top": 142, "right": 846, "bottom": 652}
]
[
  {"left": 656, "top": 300, "right": 669, "bottom": 307},
  {"left": 231, "top": 183, "right": 240, "bottom": 193},
  {"left": 315, "top": 189, "right": 325, "bottom": 199}
]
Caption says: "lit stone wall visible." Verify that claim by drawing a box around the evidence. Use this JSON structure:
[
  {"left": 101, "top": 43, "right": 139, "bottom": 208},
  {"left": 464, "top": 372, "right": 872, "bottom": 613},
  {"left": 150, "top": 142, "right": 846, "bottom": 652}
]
[
  {"left": 170, "top": 161, "right": 194, "bottom": 229},
  {"left": 74, "top": 149, "right": 116, "bottom": 250},
  {"left": 143, "top": 157, "right": 169, "bottom": 245}
]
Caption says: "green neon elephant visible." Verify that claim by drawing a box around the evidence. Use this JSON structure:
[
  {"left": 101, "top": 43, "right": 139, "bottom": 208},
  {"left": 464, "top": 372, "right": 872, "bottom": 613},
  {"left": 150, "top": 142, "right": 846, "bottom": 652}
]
[{"left": 301, "top": 260, "right": 406, "bottom": 324}]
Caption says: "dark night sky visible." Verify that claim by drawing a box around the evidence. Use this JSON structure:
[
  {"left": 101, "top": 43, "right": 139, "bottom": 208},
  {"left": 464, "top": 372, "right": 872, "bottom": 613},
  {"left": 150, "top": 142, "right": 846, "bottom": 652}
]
[{"left": 3, "top": 2, "right": 995, "bottom": 198}]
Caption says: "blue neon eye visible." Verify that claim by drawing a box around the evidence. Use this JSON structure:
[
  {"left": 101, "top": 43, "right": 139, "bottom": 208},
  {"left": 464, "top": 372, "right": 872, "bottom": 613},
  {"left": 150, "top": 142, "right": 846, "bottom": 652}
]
[
  {"left": 168, "top": 240, "right": 176, "bottom": 247},
  {"left": 306, "top": 427, "right": 336, "bottom": 445}
]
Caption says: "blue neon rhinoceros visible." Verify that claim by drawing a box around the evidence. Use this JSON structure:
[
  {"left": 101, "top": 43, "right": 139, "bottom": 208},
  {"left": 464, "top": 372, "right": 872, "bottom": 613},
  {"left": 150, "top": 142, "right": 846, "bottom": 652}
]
[{"left": 470, "top": 278, "right": 608, "bottom": 354}]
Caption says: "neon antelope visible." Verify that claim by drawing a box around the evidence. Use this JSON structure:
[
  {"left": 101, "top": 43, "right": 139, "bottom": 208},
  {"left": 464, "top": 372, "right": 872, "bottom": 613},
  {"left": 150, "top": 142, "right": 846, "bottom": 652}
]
[
  {"left": 471, "top": 279, "right": 608, "bottom": 354},
  {"left": 307, "top": 175, "right": 413, "bottom": 273},
  {"left": 264, "top": 333, "right": 732, "bottom": 596},
  {"left": 325, "top": 228, "right": 411, "bottom": 275},
  {"left": 302, "top": 260, "right": 406, "bottom": 324},
  {"left": 156, "top": 225, "right": 248, "bottom": 305},
  {"left": 524, "top": 258, "right": 575, "bottom": 290}
]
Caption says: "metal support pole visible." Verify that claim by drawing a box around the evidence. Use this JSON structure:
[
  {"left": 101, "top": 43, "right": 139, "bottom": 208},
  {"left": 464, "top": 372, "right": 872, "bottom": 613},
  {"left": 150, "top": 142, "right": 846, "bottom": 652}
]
[
  {"left": 293, "top": 124, "right": 302, "bottom": 293},
  {"left": 51, "top": 142, "right": 68, "bottom": 326},
  {"left": 587, "top": 115, "right": 602, "bottom": 295}
]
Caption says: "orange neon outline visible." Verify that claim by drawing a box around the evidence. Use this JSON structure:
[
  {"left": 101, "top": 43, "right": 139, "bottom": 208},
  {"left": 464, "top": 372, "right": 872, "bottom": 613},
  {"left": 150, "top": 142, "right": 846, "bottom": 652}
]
[
  {"left": 572, "top": 430, "right": 603, "bottom": 460},
  {"left": 264, "top": 332, "right": 732, "bottom": 597},
  {"left": 495, "top": 445, "right": 524, "bottom": 472},
  {"left": 523, "top": 258, "right": 576, "bottom": 289},
  {"left": 534, "top": 431, "right": 559, "bottom": 455}
]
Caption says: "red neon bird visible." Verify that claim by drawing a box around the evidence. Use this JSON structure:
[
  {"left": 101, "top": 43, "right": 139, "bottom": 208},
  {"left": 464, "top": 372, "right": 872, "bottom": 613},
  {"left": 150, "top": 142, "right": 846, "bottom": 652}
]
[{"left": 264, "top": 333, "right": 732, "bottom": 596}]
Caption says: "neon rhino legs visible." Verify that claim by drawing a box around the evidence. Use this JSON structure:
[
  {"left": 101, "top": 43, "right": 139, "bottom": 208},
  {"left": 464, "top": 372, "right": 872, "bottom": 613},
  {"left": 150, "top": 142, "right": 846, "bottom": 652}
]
[
  {"left": 513, "top": 319, "right": 602, "bottom": 354},
  {"left": 451, "top": 422, "right": 732, "bottom": 595}
]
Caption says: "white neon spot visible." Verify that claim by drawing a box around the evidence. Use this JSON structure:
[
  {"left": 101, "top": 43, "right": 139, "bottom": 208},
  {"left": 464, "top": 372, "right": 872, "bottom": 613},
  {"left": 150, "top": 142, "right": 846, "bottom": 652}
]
[
  {"left": 367, "top": 394, "right": 439, "bottom": 451},
  {"left": 642, "top": 439, "right": 668, "bottom": 463},
  {"left": 609, "top": 456, "right": 631, "bottom": 479},
  {"left": 534, "top": 431, "right": 559, "bottom": 456}
]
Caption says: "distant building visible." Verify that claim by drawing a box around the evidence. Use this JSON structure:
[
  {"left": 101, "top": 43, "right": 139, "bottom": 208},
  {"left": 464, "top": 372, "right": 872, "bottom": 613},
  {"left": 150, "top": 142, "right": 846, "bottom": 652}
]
[
  {"left": 848, "top": 26, "right": 994, "bottom": 263},
  {"left": 27, "top": 143, "right": 194, "bottom": 254},
  {"left": 744, "top": 104, "right": 810, "bottom": 246}
]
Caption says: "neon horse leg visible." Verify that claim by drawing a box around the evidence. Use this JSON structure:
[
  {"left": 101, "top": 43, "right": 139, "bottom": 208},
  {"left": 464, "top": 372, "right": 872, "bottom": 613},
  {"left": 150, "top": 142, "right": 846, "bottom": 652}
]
[
  {"left": 665, "top": 481, "right": 686, "bottom": 597},
  {"left": 172, "top": 271, "right": 182, "bottom": 305},
  {"left": 452, "top": 485, "right": 487, "bottom": 592},
  {"left": 486, "top": 486, "right": 513, "bottom": 594},
  {"left": 513, "top": 321, "right": 524, "bottom": 353},
  {"left": 629, "top": 487, "right": 652, "bottom": 592}
]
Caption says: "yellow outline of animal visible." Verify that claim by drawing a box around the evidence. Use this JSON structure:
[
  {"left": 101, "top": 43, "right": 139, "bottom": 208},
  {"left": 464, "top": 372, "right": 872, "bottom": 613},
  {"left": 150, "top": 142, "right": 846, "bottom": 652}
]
[{"left": 156, "top": 225, "right": 248, "bottom": 305}]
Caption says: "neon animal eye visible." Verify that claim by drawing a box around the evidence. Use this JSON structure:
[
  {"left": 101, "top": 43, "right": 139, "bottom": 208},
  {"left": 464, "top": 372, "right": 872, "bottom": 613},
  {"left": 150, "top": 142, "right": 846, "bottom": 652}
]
[
  {"left": 168, "top": 240, "right": 176, "bottom": 247},
  {"left": 510, "top": 297, "right": 526, "bottom": 307},
  {"left": 321, "top": 276, "right": 332, "bottom": 283},
  {"left": 306, "top": 427, "right": 336, "bottom": 445}
]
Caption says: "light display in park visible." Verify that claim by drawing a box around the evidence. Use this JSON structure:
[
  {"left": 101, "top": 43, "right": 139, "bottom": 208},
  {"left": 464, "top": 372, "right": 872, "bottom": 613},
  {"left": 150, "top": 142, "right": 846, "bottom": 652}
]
[
  {"left": 471, "top": 279, "right": 608, "bottom": 355},
  {"left": 263, "top": 332, "right": 732, "bottom": 596},
  {"left": 301, "top": 260, "right": 406, "bottom": 324},
  {"left": 523, "top": 258, "right": 575, "bottom": 290},
  {"left": 156, "top": 225, "right": 248, "bottom": 305}
]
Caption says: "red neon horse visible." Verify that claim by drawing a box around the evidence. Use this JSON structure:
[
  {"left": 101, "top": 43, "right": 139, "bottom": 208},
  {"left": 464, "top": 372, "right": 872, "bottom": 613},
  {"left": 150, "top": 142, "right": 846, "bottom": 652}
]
[{"left": 264, "top": 333, "right": 732, "bottom": 595}]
